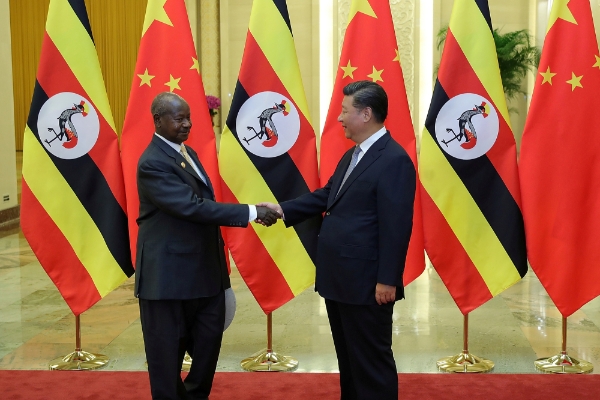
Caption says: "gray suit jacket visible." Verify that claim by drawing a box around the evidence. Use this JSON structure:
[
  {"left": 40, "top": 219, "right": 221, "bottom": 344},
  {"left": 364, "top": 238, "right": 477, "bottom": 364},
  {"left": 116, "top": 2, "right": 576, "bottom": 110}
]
[{"left": 134, "top": 135, "right": 248, "bottom": 300}]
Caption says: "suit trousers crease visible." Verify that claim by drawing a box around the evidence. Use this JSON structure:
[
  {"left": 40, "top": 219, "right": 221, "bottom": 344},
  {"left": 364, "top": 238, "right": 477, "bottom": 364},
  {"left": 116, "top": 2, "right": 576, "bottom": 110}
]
[
  {"left": 325, "top": 299, "right": 398, "bottom": 400},
  {"left": 140, "top": 291, "right": 225, "bottom": 400}
]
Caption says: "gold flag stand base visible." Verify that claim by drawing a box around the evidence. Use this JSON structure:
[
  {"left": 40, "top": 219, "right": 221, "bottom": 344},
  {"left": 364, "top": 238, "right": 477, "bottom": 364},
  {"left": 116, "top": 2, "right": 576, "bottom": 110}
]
[
  {"left": 534, "top": 317, "right": 593, "bottom": 374},
  {"left": 240, "top": 313, "right": 298, "bottom": 372},
  {"left": 534, "top": 352, "right": 593, "bottom": 374},
  {"left": 437, "top": 350, "right": 494, "bottom": 373},
  {"left": 49, "top": 315, "right": 109, "bottom": 371},
  {"left": 241, "top": 348, "right": 298, "bottom": 372},
  {"left": 49, "top": 350, "right": 109, "bottom": 371},
  {"left": 437, "top": 313, "right": 494, "bottom": 373}
]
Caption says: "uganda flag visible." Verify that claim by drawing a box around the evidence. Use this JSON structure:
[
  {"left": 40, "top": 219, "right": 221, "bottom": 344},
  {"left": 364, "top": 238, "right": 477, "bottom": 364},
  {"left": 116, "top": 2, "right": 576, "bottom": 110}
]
[
  {"left": 319, "top": 0, "right": 424, "bottom": 285},
  {"left": 20, "top": 0, "right": 134, "bottom": 316},
  {"left": 218, "top": 0, "right": 320, "bottom": 314},
  {"left": 121, "top": 0, "right": 220, "bottom": 262},
  {"left": 520, "top": 0, "right": 600, "bottom": 317},
  {"left": 419, "top": 0, "right": 527, "bottom": 314}
]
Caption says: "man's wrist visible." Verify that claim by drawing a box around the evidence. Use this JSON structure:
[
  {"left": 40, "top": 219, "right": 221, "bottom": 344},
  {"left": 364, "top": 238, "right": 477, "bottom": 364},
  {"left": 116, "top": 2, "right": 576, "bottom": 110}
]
[{"left": 248, "top": 205, "right": 257, "bottom": 222}]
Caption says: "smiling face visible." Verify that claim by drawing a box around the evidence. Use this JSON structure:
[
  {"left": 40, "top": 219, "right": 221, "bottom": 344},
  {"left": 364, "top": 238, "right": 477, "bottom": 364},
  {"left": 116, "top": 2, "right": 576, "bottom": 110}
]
[
  {"left": 338, "top": 95, "right": 368, "bottom": 143},
  {"left": 154, "top": 97, "right": 192, "bottom": 144}
]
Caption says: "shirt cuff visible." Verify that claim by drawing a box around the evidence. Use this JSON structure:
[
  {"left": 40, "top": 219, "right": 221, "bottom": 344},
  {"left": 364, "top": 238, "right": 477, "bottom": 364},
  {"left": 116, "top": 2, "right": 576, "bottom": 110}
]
[{"left": 248, "top": 205, "right": 257, "bottom": 222}]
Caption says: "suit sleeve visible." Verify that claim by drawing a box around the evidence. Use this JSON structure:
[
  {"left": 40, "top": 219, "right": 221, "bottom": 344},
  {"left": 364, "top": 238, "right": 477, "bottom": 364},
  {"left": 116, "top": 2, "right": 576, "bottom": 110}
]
[
  {"left": 376, "top": 152, "right": 416, "bottom": 286},
  {"left": 138, "top": 157, "right": 249, "bottom": 227},
  {"left": 280, "top": 176, "right": 332, "bottom": 226}
]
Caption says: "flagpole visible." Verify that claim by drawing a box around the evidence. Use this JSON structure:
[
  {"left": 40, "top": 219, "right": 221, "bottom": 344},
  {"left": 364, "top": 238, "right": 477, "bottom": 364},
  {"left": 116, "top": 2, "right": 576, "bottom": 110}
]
[
  {"left": 436, "top": 313, "right": 494, "bottom": 373},
  {"left": 49, "top": 314, "right": 109, "bottom": 370},
  {"left": 534, "top": 316, "right": 593, "bottom": 373},
  {"left": 240, "top": 312, "right": 298, "bottom": 372}
]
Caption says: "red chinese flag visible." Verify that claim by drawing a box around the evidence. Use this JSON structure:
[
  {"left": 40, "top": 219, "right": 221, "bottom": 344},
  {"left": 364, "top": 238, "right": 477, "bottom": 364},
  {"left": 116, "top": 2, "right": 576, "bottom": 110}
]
[
  {"left": 121, "top": 0, "right": 221, "bottom": 261},
  {"left": 519, "top": 0, "right": 600, "bottom": 317},
  {"left": 319, "top": 0, "right": 424, "bottom": 284}
]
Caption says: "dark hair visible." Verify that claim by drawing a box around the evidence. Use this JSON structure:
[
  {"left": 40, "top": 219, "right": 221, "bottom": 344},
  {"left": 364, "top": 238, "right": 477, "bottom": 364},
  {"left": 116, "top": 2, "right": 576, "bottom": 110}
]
[
  {"left": 342, "top": 81, "right": 388, "bottom": 123},
  {"left": 151, "top": 92, "right": 185, "bottom": 116}
]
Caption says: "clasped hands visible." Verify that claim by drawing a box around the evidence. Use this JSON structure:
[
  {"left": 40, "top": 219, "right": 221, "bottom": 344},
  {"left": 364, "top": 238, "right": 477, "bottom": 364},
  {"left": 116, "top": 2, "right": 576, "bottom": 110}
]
[{"left": 254, "top": 202, "right": 282, "bottom": 227}]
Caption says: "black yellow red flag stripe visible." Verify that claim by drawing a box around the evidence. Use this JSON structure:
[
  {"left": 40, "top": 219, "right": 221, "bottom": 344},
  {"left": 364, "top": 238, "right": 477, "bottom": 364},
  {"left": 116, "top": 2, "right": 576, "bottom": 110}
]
[
  {"left": 419, "top": 0, "right": 527, "bottom": 314},
  {"left": 20, "top": 0, "right": 133, "bottom": 316},
  {"left": 218, "top": 0, "right": 320, "bottom": 314}
]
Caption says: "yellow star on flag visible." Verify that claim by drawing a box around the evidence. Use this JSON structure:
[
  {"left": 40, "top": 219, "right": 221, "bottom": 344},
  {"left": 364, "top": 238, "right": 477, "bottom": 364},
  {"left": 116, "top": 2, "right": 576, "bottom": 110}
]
[
  {"left": 137, "top": 68, "right": 155, "bottom": 87},
  {"left": 191, "top": 57, "right": 200, "bottom": 74},
  {"left": 540, "top": 66, "right": 556, "bottom": 85},
  {"left": 593, "top": 55, "right": 600, "bottom": 70},
  {"left": 142, "top": 0, "right": 173, "bottom": 37},
  {"left": 165, "top": 75, "right": 181, "bottom": 92},
  {"left": 393, "top": 49, "right": 400, "bottom": 62},
  {"left": 547, "top": 0, "right": 577, "bottom": 33},
  {"left": 341, "top": 60, "right": 358, "bottom": 79},
  {"left": 348, "top": 0, "right": 377, "bottom": 24},
  {"left": 367, "top": 66, "right": 384, "bottom": 83},
  {"left": 566, "top": 72, "right": 583, "bottom": 91}
]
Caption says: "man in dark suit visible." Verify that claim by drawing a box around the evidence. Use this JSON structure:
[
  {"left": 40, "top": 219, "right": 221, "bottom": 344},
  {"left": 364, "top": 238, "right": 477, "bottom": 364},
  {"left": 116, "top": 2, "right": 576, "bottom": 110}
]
[
  {"left": 135, "top": 92, "right": 278, "bottom": 400},
  {"left": 261, "top": 81, "right": 416, "bottom": 399}
]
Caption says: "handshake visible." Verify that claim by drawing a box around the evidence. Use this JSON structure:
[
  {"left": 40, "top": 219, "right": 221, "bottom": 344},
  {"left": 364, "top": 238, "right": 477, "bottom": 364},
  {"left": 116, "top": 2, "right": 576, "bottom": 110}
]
[{"left": 254, "top": 203, "right": 283, "bottom": 227}]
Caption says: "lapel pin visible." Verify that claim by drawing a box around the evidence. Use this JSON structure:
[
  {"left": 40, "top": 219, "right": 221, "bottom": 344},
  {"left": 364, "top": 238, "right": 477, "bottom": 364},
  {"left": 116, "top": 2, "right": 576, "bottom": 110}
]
[{"left": 181, "top": 162, "right": 186, "bottom": 168}]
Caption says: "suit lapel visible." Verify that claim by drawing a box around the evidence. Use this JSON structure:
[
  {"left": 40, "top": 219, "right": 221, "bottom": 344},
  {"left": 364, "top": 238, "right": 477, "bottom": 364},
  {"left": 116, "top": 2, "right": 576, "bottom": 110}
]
[
  {"left": 152, "top": 136, "right": 214, "bottom": 196},
  {"left": 329, "top": 133, "right": 390, "bottom": 207},
  {"left": 329, "top": 148, "right": 354, "bottom": 201},
  {"left": 186, "top": 146, "right": 215, "bottom": 195}
]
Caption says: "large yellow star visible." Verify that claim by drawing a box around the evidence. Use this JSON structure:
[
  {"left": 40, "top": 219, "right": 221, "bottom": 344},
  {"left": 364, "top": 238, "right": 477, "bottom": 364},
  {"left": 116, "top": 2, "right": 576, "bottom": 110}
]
[
  {"left": 138, "top": 68, "right": 155, "bottom": 87},
  {"left": 539, "top": 66, "right": 556, "bottom": 85},
  {"left": 191, "top": 57, "right": 200, "bottom": 74},
  {"left": 367, "top": 66, "right": 384, "bottom": 83},
  {"left": 348, "top": 0, "right": 377, "bottom": 25},
  {"left": 341, "top": 60, "right": 357, "bottom": 79},
  {"left": 393, "top": 49, "right": 400, "bottom": 63},
  {"left": 593, "top": 55, "right": 600, "bottom": 70},
  {"left": 142, "top": 0, "right": 173, "bottom": 37},
  {"left": 566, "top": 72, "right": 583, "bottom": 91},
  {"left": 547, "top": 0, "right": 577, "bottom": 33},
  {"left": 165, "top": 75, "right": 181, "bottom": 92}
]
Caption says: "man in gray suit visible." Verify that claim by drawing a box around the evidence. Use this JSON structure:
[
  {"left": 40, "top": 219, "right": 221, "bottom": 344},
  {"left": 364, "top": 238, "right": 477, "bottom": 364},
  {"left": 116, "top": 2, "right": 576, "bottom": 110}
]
[
  {"left": 261, "top": 81, "right": 416, "bottom": 399},
  {"left": 135, "top": 92, "right": 278, "bottom": 400}
]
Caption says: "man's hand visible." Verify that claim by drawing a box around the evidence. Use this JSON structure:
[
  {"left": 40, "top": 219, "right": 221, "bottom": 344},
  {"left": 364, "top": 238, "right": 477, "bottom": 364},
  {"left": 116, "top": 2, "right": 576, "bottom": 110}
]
[
  {"left": 255, "top": 206, "right": 279, "bottom": 227},
  {"left": 257, "top": 202, "right": 283, "bottom": 217},
  {"left": 375, "top": 283, "right": 396, "bottom": 305}
]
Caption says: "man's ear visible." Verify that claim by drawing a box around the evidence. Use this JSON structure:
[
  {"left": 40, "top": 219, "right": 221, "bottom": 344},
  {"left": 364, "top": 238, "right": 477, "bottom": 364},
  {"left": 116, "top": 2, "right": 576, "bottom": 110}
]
[
  {"left": 362, "top": 107, "right": 373, "bottom": 122},
  {"left": 153, "top": 113, "right": 161, "bottom": 127}
]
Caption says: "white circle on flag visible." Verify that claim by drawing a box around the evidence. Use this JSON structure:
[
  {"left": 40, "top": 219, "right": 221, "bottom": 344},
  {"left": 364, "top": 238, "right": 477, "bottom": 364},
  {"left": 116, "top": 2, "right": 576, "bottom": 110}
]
[
  {"left": 37, "top": 92, "right": 100, "bottom": 160},
  {"left": 434, "top": 93, "right": 499, "bottom": 160},
  {"left": 236, "top": 91, "right": 300, "bottom": 158}
]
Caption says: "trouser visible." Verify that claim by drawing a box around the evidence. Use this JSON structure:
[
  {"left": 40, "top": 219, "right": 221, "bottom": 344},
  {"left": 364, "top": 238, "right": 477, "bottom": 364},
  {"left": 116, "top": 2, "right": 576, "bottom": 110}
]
[{"left": 139, "top": 292, "right": 225, "bottom": 400}]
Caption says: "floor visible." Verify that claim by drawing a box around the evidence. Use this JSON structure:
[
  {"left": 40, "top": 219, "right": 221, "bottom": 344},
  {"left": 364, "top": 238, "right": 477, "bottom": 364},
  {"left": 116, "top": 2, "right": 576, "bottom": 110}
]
[{"left": 2, "top": 152, "right": 600, "bottom": 373}]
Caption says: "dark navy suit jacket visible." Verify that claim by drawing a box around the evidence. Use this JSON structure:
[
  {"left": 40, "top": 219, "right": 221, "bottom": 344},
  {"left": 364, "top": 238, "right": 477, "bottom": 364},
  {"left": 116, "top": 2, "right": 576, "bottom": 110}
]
[
  {"left": 281, "top": 132, "right": 415, "bottom": 305},
  {"left": 134, "top": 135, "right": 248, "bottom": 300}
]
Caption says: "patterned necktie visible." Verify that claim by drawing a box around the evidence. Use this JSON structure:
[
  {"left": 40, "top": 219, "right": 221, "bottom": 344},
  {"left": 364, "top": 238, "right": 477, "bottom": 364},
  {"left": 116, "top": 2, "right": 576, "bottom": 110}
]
[
  {"left": 180, "top": 144, "right": 207, "bottom": 185},
  {"left": 180, "top": 144, "right": 194, "bottom": 165},
  {"left": 337, "top": 146, "right": 362, "bottom": 196}
]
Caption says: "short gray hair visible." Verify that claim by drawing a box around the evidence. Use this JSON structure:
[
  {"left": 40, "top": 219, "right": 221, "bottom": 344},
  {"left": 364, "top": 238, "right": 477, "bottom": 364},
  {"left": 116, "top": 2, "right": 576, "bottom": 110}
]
[{"left": 151, "top": 92, "right": 185, "bottom": 116}]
